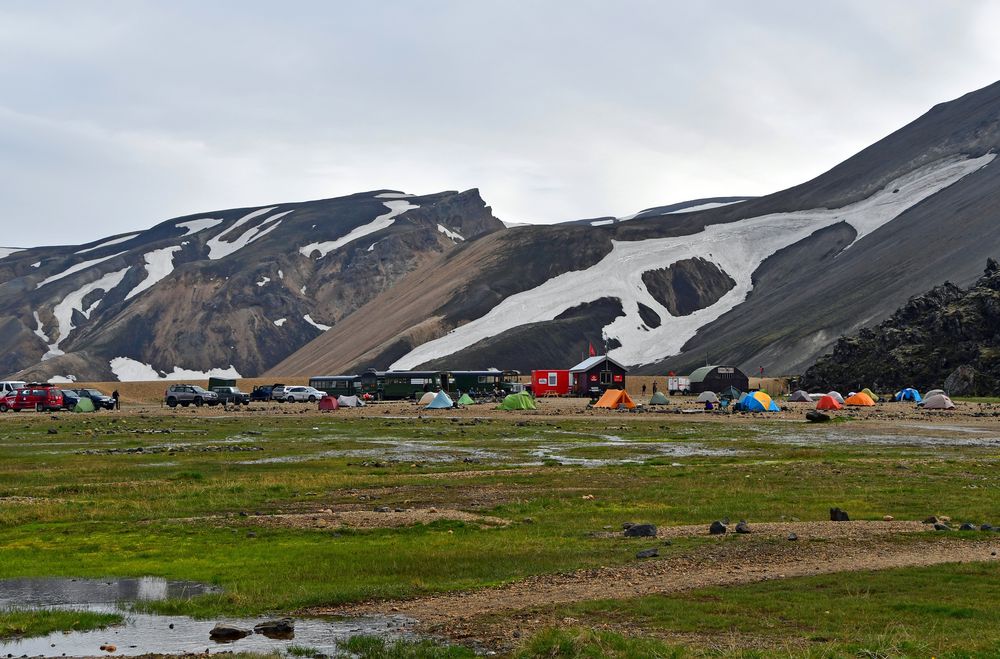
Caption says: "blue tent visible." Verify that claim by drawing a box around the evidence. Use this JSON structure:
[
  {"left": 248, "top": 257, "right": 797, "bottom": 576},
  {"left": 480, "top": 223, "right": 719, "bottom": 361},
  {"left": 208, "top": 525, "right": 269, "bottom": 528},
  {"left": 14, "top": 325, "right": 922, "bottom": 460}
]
[
  {"left": 739, "top": 391, "right": 780, "bottom": 412},
  {"left": 895, "top": 388, "right": 922, "bottom": 403},
  {"left": 425, "top": 390, "right": 454, "bottom": 409}
]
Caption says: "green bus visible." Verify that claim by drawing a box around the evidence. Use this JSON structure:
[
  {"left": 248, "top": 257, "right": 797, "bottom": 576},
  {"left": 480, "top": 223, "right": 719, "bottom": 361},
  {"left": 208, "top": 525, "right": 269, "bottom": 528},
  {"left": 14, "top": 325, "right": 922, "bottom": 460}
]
[
  {"left": 357, "top": 369, "right": 452, "bottom": 400},
  {"left": 308, "top": 376, "right": 359, "bottom": 396},
  {"left": 449, "top": 370, "right": 521, "bottom": 395}
]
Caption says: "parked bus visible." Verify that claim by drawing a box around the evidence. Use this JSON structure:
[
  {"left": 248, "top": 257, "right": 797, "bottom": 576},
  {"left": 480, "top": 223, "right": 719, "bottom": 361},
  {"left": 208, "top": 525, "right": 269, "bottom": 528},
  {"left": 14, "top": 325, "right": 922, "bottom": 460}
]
[
  {"left": 308, "top": 375, "right": 359, "bottom": 397},
  {"left": 357, "top": 369, "right": 452, "bottom": 400},
  {"left": 449, "top": 370, "right": 522, "bottom": 396}
]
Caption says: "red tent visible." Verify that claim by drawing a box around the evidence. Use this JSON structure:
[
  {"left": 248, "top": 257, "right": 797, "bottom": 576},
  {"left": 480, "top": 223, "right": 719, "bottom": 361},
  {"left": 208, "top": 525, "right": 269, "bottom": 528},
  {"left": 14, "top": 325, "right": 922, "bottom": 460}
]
[
  {"left": 816, "top": 395, "right": 843, "bottom": 410},
  {"left": 318, "top": 395, "right": 339, "bottom": 411}
]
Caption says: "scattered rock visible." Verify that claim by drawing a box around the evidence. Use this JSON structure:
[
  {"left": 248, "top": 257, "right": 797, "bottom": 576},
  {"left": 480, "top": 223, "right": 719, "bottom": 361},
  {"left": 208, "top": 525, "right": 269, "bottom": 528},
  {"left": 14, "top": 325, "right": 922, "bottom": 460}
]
[
  {"left": 246, "top": 531, "right": 257, "bottom": 538},
  {"left": 209, "top": 624, "right": 252, "bottom": 640},
  {"left": 254, "top": 618, "right": 294, "bottom": 638},
  {"left": 734, "top": 520, "right": 751, "bottom": 534},
  {"left": 829, "top": 507, "right": 850, "bottom": 522},
  {"left": 960, "top": 522, "right": 977, "bottom": 531},
  {"left": 883, "top": 515, "right": 894, "bottom": 522},
  {"left": 374, "top": 506, "right": 391, "bottom": 513},
  {"left": 47, "top": 428, "right": 58, "bottom": 435},
  {"left": 805, "top": 411, "right": 830, "bottom": 423},
  {"left": 981, "top": 523, "right": 995, "bottom": 532},
  {"left": 622, "top": 522, "right": 635, "bottom": 530},
  {"left": 635, "top": 547, "right": 659, "bottom": 559},
  {"left": 522, "top": 517, "right": 535, "bottom": 524},
  {"left": 787, "top": 532, "right": 798, "bottom": 541},
  {"left": 923, "top": 516, "right": 939, "bottom": 524},
  {"left": 99, "top": 644, "right": 116, "bottom": 653},
  {"left": 624, "top": 523, "right": 657, "bottom": 538},
  {"left": 709, "top": 520, "right": 727, "bottom": 535},
  {"left": 934, "top": 522, "right": 951, "bottom": 531}
]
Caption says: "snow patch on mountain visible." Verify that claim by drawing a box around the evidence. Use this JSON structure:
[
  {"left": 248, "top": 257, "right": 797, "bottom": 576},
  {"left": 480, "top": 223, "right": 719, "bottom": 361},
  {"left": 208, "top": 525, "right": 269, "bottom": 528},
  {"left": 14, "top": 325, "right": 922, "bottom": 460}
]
[
  {"left": 375, "top": 192, "right": 414, "bottom": 199},
  {"left": 48, "top": 375, "right": 76, "bottom": 383},
  {"left": 274, "top": 318, "right": 287, "bottom": 327},
  {"left": 256, "top": 276, "right": 270, "bottom": 287},
  {"left": 393, "top": 154, "right": 994, "bottom": 369},
  {"left": 76, "top": 233, "right": 140, "bottom": 254},
  {"left": 45, "top": 267, "right": 130, "bottom": 360},
  {"left": 109, "top": 357, "right": 242, "bottom": 382},
  {"left": 664, "top": 200, "right": 746, "bottom": 214},
  {"left": 0, "top": 247, "right": 24, "bottom": 260},
  {"left": 299, "top": 200, "right": 419, "bottom": 258},
  {"left": 206, "top": 208, "right": 293, "bottom": 260},
  {"left": 37, "top": 251, "right": 128, "bottom": 289},
  {"left": 437, "top": 224, "right": 464, "bottom": 241},
  {"left": 33, "top": 311, "right": 49, "bottom": 342},
  {"left": 31, "top": 261, "right": 41, "bottom": 268},
  {"left": 125, "top": 245, "right": 183, "bottom": 301},
  {"left": 176, "top": 218, "right": 224, "bottom": 236},
  {"left": 303, "top": 314, "right": 331, "bottom": 331}
]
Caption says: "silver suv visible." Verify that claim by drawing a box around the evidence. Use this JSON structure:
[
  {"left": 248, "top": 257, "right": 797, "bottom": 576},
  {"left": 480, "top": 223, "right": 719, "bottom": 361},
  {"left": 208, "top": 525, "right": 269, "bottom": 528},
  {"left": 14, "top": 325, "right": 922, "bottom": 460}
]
[{"left": 164, "top": 384, "right": 220, "bottom": 408}]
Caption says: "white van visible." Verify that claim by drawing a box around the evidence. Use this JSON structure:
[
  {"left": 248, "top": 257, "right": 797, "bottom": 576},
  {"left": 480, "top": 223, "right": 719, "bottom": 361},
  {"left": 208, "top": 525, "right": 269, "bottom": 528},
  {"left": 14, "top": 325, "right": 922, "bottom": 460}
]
[{"left": 0, "top": 381, "right": 26, "bottom": 397}]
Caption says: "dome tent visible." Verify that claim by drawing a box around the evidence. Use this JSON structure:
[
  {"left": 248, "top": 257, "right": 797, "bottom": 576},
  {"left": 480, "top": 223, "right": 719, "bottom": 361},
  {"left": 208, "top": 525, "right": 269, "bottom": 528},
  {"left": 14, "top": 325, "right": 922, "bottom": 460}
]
[
  {"left": 894, "top": 388, "right": 922, "bottom": 402},
  {"left": 499, "top": 392, "right": 537, "bottom": 410},
  {"left": 826, "top": 391, "right": 845, "bottom": 404},
  {"left": 696, "top": 391, "right": 719, "bottom": 403},
  {"left": 739, "top": 391, "right": 779, "bottom": 412},
  {"left": 788, "top": 390, "right": 811, "bottom": 402},
  {"left": 844, "top": 392, "right": 876, "bottom": 406},
  {"left": 860, "top": 388, "right": 879, "bottom": 401},
  {"left": 425, "top": 391, "right": 454, "bottom": 409},
  {"left": 924, "top": 388, "right": 946, "bottom": 398},
  {"left": 318, "top": 395, "right": 339, "bottom": 411},
  {"left": 594, "top": 389, "right": 636, "bottom": 409},
  {"left": 921, "top": 394, "right": 955, "bottom": 409},
  {"left": 816, "top": 395, "right": 843, "bottom": 410},
  {"left": 418, "top": 391, "right": 437, "bottom": 405},
  {"left": 648, "top": 391, "right": 669, "bottom": 405},
  {"left": 457, "top": 393, "right": 476, "bottom": 405}
]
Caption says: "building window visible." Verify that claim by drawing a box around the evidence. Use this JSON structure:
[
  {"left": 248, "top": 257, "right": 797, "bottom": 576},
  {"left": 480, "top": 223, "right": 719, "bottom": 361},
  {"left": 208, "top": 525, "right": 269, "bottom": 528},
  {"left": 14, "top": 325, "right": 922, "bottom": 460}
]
[
  {"left": 600, "top": 371, "right": 612, "bottom": 384},
  {"left": 548, "top": 373, "right": 557, "bottom": 386}
]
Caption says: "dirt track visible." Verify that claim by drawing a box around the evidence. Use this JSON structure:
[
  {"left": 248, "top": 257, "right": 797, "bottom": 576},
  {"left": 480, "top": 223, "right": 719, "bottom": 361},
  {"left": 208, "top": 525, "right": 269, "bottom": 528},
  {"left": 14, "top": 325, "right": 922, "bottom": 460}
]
[{"left": 309, "top": 522, "right": 999, "bottom": 649}]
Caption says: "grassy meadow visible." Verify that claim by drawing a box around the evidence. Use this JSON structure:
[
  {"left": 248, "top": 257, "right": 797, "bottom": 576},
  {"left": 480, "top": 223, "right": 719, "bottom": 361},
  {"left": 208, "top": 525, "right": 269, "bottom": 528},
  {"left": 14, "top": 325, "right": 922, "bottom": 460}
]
[{"left": 0, "top": 408, "right": 998, "bottom": 656}]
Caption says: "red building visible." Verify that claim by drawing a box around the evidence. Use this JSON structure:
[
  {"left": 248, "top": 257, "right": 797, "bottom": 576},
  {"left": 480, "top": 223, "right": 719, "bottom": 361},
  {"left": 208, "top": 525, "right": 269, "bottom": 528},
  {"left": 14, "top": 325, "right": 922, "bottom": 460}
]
[
  {"left": 569, "top": 355, "right": 628, "bottom": 397},
  {"left": 531, "top": 369, "right": 571, "bottom": 396}
]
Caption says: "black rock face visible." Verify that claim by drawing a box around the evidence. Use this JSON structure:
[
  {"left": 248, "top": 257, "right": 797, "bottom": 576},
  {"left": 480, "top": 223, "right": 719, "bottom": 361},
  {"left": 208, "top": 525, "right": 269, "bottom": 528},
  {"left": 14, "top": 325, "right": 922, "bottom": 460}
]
[{"left": 802, "top": 260, "right": 1000, "bottom": 395}]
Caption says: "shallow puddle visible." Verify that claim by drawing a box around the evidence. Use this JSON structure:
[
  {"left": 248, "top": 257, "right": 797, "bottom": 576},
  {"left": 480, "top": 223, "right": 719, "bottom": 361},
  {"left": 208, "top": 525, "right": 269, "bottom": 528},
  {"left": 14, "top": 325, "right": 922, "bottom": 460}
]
[{"left": 0, "top": 577, "right": 410, "bottom": 657}]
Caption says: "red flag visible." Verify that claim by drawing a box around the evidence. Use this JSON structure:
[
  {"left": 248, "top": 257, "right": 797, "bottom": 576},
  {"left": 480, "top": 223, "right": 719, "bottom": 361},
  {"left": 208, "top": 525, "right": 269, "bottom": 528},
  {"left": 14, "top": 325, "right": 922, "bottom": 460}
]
[{"left": 588, "top": 342, "right": 596, "bottom": 357}]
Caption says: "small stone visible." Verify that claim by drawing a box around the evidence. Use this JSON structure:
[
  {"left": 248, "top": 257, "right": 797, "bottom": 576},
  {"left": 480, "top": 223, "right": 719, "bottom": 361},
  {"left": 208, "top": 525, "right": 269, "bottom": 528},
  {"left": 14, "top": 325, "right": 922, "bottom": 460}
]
[
  {"left": 787, "top": 532, "right": 798, "bottom": 541},
  {"left": 709, "top": 520, "right": 727, "bottom": 535},
  {"left": 47, "top": 428, "right": 58, "bottom": 435},
  {"left": 522, "top": 517, "right": 535, "bottom": 524},
  {"left": 980, "top": 523, "right": 994, "bottom": 532},
  {"left": 636, "top": 547, "right": 659, "bottom": 559},
  {"left": 622, "top": 522, "right": 635, "bottom": 530},
  {"left": 960, "top": 522, "right": 977, "bottom": 531},
  {"left": 246, "top": 531, "right": 257, "bottom": 538},
  {"left": 735, "top": 520, "right": 751, "bottom": 534},
  {"left": 829, "top": 507, "right": 850, "bottom": 522},
  {"left": 934, "top": 522, "right": 951, "bottom": 531},
  {"left": 923, "top": 516, "right": 939, "bottom": 524},
  {"left": 374, "top": 506, "right": 391, "bottom": 513},
  {"left": 624, "top": 523, "right": 657, "bottom": 538},
  {"left": 883, "top": 515, "right": 894, "bottom": 522}
]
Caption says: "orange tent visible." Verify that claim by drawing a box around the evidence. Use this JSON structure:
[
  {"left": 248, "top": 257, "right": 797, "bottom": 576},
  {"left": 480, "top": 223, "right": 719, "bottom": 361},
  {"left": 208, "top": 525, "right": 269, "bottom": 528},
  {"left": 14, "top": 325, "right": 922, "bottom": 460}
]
[
  {"left": 816, "top": 395, "right": 843, "bottom": 410},
  {"left": 593, "top": 389, "right": 636, "bottom": 409},
  {"left": 844, "top": 392, "right": 876, "bottom": 407}
]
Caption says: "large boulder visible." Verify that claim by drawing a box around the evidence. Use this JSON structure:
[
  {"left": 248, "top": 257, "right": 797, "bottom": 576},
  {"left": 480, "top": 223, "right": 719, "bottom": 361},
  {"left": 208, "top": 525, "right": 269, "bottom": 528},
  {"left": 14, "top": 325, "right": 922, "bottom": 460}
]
[
  {"left": 624, "top": 523, "right": 657, "bottom": 538},
  {"left": 209, "top": 624, "right": 252, "bottom": 641},
  {"left": 944, "top": 365, "right": 978, "bottom": 397}
]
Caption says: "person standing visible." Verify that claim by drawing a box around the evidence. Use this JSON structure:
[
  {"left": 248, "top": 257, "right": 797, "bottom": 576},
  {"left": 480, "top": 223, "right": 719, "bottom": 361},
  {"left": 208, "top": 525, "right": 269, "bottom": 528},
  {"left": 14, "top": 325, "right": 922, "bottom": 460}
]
[
  {"left": 642, "top": 383, "right": 647, "bottom": 397},
  {"left": 652, "top": 381, "right": 658, "bottom": 395},
  {"left": 112, "top": 389, "right": 120, "bottom": 410}
]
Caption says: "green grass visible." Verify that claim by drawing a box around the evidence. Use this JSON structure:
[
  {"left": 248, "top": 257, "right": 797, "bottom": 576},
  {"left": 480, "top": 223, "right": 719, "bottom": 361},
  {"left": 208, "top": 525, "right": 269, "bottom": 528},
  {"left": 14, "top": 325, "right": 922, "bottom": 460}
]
[
  {"left": 519, "top": 562, "right": 1000, "bottom": 657},
  {"left": 1, "top": 413, "right": 999, "bottom": 653},
  {"left": 0, "top": 608, "right": 123, "bottom": 640},
  {"left": 337, "top": 635, "right": 475, "bottom": 658}
]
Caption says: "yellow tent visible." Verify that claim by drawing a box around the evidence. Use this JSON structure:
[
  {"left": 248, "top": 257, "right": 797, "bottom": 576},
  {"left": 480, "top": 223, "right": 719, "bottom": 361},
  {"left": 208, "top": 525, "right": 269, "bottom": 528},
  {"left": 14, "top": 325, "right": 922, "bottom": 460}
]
[
  {"left": 593, "top": 389, "right": 636, "bottom": 409},
  {"left": 844, "top": 392, "right": 876, "bottom": 406}
]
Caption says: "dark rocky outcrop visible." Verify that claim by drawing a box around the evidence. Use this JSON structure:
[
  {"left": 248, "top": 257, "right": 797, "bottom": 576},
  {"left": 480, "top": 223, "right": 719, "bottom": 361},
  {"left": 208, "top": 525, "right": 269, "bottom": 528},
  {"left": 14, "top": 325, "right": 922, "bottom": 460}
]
[
  {"left": 802, "top": 260, "right": 1000, "bottom": 395},
  {"left": 642, "top": 258, "right": 736, "bottom": 317}
]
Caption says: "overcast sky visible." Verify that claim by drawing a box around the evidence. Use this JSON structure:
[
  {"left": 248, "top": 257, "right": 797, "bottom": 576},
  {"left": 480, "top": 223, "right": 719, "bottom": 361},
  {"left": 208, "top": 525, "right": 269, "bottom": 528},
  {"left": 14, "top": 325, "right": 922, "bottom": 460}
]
[{"left": 3, "top": 1, "right": 1000, "bottom": 247}]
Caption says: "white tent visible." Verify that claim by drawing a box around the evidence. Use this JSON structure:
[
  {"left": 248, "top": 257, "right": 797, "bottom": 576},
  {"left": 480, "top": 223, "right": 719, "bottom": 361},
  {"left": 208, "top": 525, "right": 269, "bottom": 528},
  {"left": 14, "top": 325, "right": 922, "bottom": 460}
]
[
  {"left": 418, "top": 391, "right": 437, "bottom": 405},
  {"left": 337, "top": 395, "right": 365, "bottom": 408},
  {"left": 696, "top": 391, "right": 719, "bottom": 403}
]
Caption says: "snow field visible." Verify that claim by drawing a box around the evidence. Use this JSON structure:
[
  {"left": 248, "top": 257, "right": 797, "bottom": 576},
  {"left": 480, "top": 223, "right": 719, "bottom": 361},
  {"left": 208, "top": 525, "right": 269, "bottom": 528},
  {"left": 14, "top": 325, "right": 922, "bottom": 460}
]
[
  {"left": 299, "top": 200, "right": 419, "bottom": 258},
  {"left": 176, "top": 218, "right": 224, "bottom": 236},
  {"left": 37, "top": 251, "right": 128, "bottom": 288},
  {"left": 109, "top": 357, "right": 242, "bottom": 382},
  {"left": 75, "top": 233, "right": 140, "bottom": 254},
  {"left": 45, "top": 267, "right": 131, "bottom": 360},
  {"left": 303, "top": 314, "right": 331, "bottom": 331},
  {"left": 392, "top": 154, "right": 995, "bottom": 369},
  {"left": 206, "top": 208, "right": 293, "bottom": 260},
  {"left": 124, "top": 245, "right": 183, "bottom": 301},
  {"left": 437, "top": 224, "right": 464, "bottom": 241}
]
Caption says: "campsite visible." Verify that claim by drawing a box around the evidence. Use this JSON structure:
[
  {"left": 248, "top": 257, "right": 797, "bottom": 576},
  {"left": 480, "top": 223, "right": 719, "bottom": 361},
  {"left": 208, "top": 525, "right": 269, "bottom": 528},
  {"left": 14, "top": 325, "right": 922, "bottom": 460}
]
[{"left": 1, "top": 377, "right": 999, "bottom": 657}]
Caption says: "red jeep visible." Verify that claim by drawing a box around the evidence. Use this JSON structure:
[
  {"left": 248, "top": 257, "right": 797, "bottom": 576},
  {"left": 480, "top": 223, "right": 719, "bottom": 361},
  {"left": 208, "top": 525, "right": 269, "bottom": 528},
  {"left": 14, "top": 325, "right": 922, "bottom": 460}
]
[{"left": 5, "top": 385, "right": 64, "bottom": 412}]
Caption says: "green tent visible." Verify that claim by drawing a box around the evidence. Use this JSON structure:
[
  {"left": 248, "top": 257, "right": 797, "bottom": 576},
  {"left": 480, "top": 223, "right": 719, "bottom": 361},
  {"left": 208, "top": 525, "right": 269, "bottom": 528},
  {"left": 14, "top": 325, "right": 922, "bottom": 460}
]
[
  {"left": 648, "top": 391, "right": 669, "bottom": 405},
  {"left": 457, "top": 393, "right": 476, "bottom": 405},
  {"left": 860, "top": 387, "right": 878, "bottom": 401},
  {"left": 72, "top": 398, "right": 96, "bottom": 413},
  {"left": 498, "top": 392, "right": 537, "bottom": 410}
]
